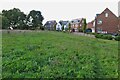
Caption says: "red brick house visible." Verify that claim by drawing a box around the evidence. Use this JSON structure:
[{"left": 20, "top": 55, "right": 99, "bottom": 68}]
[
  {"left": 118, "top": 17, "right": 120, "bottom": 32},
  {"left": 70, "top": 18, "right": 85, "bottom": 32},
  {"left": 95, "top": 8, "right": 119, "bottom": 34},
  {"left": 87, "top": 20, "right": 95, "bottom": 32}
]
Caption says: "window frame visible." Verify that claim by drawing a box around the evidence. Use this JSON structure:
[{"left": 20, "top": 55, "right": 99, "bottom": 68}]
[
  {"left": 97, "top": 19, "right": 102, "bottom": 25},
  {"left": 105, "top": 13, "right": 109, "bottom": 17}
]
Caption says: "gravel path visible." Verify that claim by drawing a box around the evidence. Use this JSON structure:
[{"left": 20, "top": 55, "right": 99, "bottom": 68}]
[{"left": 72, "top": 32, "right": 95, "bottom": 38}]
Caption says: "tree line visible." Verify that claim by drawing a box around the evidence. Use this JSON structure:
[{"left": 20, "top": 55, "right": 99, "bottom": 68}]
[{"left": 1, "top": 8, "right": 44, "bottom": 30}]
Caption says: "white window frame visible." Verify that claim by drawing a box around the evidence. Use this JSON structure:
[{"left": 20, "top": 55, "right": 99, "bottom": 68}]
[
  {"left": 97, "top": 20, "right": 102, "bottom": 25},
  {"left": 105, "top": 13, "right": 109, "bottom": 17}
]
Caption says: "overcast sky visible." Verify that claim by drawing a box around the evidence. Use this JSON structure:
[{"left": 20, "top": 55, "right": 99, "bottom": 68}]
[{"left": 0, "top": 0, "right": 119, "bottom": 24}]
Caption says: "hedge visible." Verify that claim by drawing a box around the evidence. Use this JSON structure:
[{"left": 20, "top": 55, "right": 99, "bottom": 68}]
[
  {"left": 95, "top": 34, "right": 113, "bottom": 40},
  {"left": 114, "top": 36, "right": 120, "bottom": 41}
]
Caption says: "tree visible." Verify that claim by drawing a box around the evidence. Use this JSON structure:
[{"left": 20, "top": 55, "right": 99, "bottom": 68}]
[
  {"left": 62, "top": 25, "right": 64, "bottom": 31},
  {"left": 2, "top": 8, "right": 26, "bottom": 29},
  {"left": 68, "top": 23, "right": 71, "bottom": 32},
  {"left": 2, "top": 16, "right": 10, "bottom": 29},
  {"left": 82, "top": 19, "right": 87, "bottom": 33},
  {"left": 77, "top": 23, "right": 80, "bottom": 32},
  {"left": 39, "top": 24, "right": 45, "bottom": 30},
  {"left": 17, "top": 12, "right": 27, "bottom": 29},
  {"left": 2, "top": 8, "right": 44, "bottom": 30},
  {"left": 27, "top": 10, "right": 44, "bottom": 29},
  {"left": 54, "top": 23, "right": 57, "bottom": 31}
]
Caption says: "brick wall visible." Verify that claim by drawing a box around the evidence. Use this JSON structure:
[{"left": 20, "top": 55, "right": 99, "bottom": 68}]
[{"left": 95, "top": 8, "right": 119, "bottom": 33}]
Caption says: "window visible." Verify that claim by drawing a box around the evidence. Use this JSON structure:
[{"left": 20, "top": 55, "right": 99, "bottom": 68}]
[
  {"left": 97, "top": 20, "right": 102, "bottom": 25},
  {"left": 105, "top": 13, "right": 109, "bottom": 17}
]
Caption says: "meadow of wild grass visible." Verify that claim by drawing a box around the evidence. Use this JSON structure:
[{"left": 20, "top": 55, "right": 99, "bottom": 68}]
[{"left": 2, "top": 30, "right": 118, "bottom": 78}]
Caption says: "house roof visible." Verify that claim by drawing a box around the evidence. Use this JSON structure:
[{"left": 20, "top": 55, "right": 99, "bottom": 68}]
[
  {"left": 96, "top": 8, "right": 118, "bottom": 18},
  {"left": 59, "top": 21, "right": 69, "bottom": 25},
  {"left": 87, "top": 20, "right": 95, "bottom": 29},
  {"left": 96, "top": 14, "right": 100, "bottom": 17},
  {"left": 44, "top": 20, "right": 57, "bottom": 26},
  {"left": 71, "top": 18, "right": 84, "bottom": 24}
]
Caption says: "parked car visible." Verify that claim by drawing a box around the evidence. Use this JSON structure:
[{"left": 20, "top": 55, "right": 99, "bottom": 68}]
[{"left": 85, "top": 28, "right": 92, "bottom": 33}]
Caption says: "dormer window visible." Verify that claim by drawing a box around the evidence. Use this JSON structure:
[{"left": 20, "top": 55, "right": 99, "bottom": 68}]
[{"left": 105, "top": 13, "right": 109, "bottom": 17}]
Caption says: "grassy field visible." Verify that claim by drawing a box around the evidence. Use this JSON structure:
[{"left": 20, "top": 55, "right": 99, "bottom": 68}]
[{"left": 2, "top": 30, "right": 118, "bottom": 78}]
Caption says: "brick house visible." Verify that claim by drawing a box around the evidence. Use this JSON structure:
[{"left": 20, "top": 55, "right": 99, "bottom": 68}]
[
  {"left": 44, "top": 20, "right": 57, "bottom": 30},
  {"left": 70, "top": 18, "right": 85, "bottom": 32},
  {"left": 118, "top": 17, "right": 120, "bottom": 32},
  {"left": 95, "top": 8, "right": 119, "bottom": 34},
  {"left": 87, "top": 20, "right": 95, "bottom": 33}
]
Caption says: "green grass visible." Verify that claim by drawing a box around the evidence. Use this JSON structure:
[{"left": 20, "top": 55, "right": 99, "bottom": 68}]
[{"left": 2, "top": 31, "right": 118, "bottom": 78}]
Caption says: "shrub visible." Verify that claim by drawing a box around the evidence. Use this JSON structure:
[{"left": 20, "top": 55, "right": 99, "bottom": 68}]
[
  {"left": 95, "top": 34, "right": 103, "bottom": 38},
  {"left": 86, "top": 32, "right": 96, "bottom": 35},
  {"left": 92, "top": 33, "right": 97, "bottom": 35},
  {"left": 78, "top": 29, "right": 83, "bottom": 32},
  {"left": 101, "top": 35, "right": 106, "bottom": 39},
  {"left": 95, "top": 34, "right": 113, "bottom": 40},
  {"left": 106, "top": 35, "right": 113, "bottom": 40},
  {"left": 102, "top": 35, "right": 113, "bottom": 40},
  {"left": 40, "top": 26, "right": 45, "bottom": 30},
  {"left": 114, "top": 36, "right": 120, "bottom": 41}
]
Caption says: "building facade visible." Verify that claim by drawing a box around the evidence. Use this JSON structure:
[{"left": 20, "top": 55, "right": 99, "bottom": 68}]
[
  {"left": 70, "top": 18, "right": 85, "bottom": 32},
  {"left": 95, "top": 8, "right": 119, "bottom": 34},
  {"left": 87, "top": 20, "right": 95, "bottom": 33},
  {"left": 44, "top": 20, "right": 57, "bottom": 30}
]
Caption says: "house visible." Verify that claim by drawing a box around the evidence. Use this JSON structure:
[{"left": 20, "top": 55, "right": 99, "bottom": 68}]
[
  {"left": 87, "top": 20, "right": 95, "bottom": 33},
  {"left": 44, "top": 20, "right": 57, "bottom": 30},
  {"left": 56, "top": 20, "right": 69, "bottom": 31},
  {"left": 56, "top": 22, "right": 62, "bottom": 31},
  {"left": 95, "top": 8, "right": 119, "bottom": 34},
  {"left": 70, "top": 18, "right": 85, "bottom": 32},
  {"left": 118, "top": 17, "right": 120, "bottom": 32},
  {"left": 59, "top": 20, "right": 69, "bottom": 30}
]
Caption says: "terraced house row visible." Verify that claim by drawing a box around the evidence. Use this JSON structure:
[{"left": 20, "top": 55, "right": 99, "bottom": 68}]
[{"left": 44, "top": 8, "right": 120, "bottom": 34}]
